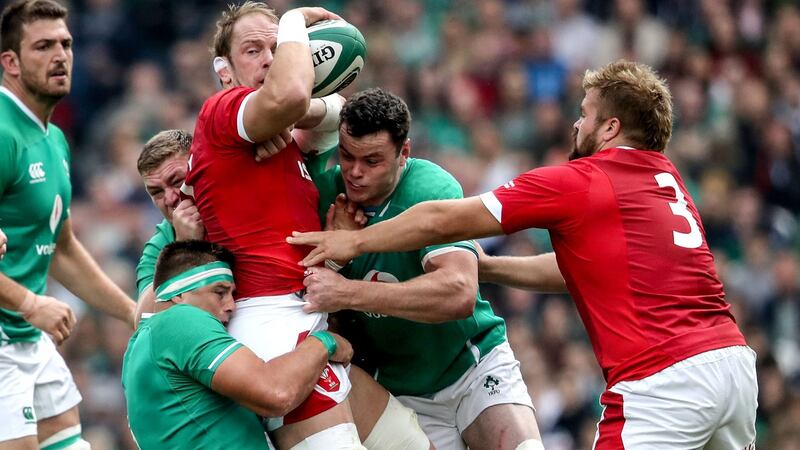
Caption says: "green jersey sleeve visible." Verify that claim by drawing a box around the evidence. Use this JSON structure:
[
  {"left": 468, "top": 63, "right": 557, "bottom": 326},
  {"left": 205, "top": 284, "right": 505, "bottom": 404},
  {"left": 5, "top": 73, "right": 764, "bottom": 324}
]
[
  {"left": 136, "top": 220, "right": 176, "bottom": 297},
  {"left": 157, "top": 305, "right": 242, "bottom": 387},
  {"left": 0, "top": 132, "right": 18, "bottom": 192}
]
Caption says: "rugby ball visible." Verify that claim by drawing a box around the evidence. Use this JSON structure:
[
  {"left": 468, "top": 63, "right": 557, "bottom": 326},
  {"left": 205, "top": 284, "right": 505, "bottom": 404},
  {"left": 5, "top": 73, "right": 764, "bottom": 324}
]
[{"left": 308, "top": 20, "right": 367, "bottom": 98}]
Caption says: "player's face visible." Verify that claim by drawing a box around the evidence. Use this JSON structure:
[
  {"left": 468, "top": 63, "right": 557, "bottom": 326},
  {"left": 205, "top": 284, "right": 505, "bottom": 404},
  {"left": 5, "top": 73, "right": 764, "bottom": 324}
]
[
  {"left": 570, "top": 89, "right": 604, "bottom": 160},
  {"left": 180, "top": 280, "right": 236, "bottom": 325},
  {"left": 142, "top": 154, "right": 189, "bottom": 221},
  {"left": 11, "top": 19, "right": 73, "bottom": 101},
  {"left": 338, "top": 127, "right": 409, "bottom": 207},
  {"left": 228, "top": 13, "right": 278, "bottom": 89}
]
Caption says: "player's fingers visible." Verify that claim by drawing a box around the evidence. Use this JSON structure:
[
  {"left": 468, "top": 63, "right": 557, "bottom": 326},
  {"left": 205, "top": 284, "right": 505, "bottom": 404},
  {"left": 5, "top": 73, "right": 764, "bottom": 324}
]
[
  {"left": 51, "top": 329, "right": 64, "bottom": 345},
  {"left": 302, "top": 248, "right": 326, "bottom": 267},
  {"left": 66, "top": 308, "right": 77, "bottom": 328},
  {"left": 335, "top": 193, "right": 347, "bottom": 207},
  {"left": 287, "top": 231, "right": 319, "bottom": 245},
  {"left": 280, "top": 128, "right": 293, "bottom": 145},
  {"left": 346, "top": 201, "right": 356, "bottom": 215},
  {"left": 325, "top": 204, "right": 336, "bottom": 230},
  {"left": 354, "top": 210, "right": 366, "bottom": 225},
  {"left": 302, "top": 303, "right": 317, "bottom": 314}
]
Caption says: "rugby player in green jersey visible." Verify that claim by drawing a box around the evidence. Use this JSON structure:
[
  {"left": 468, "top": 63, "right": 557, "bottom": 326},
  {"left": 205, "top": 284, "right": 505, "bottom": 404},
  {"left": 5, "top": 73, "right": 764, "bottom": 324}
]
[
  {"left": 134, "top": 128, "right": 432, "bottom": 449},
  {"left": 123, "top": 239, "right": 354, "bottom": 449},
  {"left": 300, "top": 88, "right": 545, "bottom": 450},
  {"left": 0, "top": 1, "right": 136, "bottom": 449}
]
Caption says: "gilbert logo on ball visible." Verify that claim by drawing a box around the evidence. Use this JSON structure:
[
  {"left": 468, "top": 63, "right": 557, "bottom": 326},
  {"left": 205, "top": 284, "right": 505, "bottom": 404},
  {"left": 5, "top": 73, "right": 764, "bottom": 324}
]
[{"left": 307, "top": 19, "right": 367, "bottom": 98}]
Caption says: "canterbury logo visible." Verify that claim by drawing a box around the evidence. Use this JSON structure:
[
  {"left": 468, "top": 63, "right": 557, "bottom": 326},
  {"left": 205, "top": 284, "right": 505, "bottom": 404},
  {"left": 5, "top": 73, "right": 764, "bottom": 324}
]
[{"left": 28, "top": 162, "right": 46, "bottom": 183}]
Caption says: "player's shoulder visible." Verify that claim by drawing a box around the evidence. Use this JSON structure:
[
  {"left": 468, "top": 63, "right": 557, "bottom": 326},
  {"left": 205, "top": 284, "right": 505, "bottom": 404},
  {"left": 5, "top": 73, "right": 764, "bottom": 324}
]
[
  {"left": 154, "top": 219, "right": 176, "bottom": 240},
  {"left": 400, "top": 158, "right": 464, "bottom": 202},
  {"left": 202, "top": 86, "right": 256, "bottom": 111},
  {"left": 151, "top": 305, "right": 223, "bottom": 337}
]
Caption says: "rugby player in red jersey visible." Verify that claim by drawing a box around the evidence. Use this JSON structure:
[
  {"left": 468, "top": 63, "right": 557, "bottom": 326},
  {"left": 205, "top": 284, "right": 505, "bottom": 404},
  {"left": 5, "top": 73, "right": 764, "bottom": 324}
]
[{"left": 290, "top": 60, "right": 758, "bottom": 450}]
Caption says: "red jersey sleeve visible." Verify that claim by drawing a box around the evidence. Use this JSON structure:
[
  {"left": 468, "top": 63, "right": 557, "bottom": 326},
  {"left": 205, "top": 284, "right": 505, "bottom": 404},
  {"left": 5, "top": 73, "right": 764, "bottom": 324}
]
[
  {"left": 202, "top": 86, "right": 257, "bottom": 154},
  {"left": 486, "top": 163, "right": 592, "bottom": 234}
]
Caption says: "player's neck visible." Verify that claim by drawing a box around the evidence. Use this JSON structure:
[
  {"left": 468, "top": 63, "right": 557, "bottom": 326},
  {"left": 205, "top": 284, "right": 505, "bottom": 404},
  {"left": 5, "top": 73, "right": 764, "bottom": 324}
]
[{"left": 2, "top": 78, "right": 59, "bottom": 126}]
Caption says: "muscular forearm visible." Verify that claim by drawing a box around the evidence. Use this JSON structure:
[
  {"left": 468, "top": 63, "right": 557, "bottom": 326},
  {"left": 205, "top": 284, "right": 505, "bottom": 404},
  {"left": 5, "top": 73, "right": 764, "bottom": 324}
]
[
  {"left": 480, "top": 253, "right": 567, "bottom": 292},
  {"left": 50, "top": 235, "right": 135, "bottom": 326},
  {"left": 343, "top": 271, "right": 476, "bottom": 323},
  {"left": 356, "top": 198, "right": 501, "bottom": 255},
  {"left": 0, "top": 273, "right": 33, "bottom": 311},
  {"left": 249, "top": 338, "right": 330, "bottom": 417}
]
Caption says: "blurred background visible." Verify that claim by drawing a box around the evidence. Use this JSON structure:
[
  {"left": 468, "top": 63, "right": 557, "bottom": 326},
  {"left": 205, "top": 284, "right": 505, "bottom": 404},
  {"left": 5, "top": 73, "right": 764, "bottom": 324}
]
[{"left": 21, "top": 0, "right": 800, "bottom": 448}]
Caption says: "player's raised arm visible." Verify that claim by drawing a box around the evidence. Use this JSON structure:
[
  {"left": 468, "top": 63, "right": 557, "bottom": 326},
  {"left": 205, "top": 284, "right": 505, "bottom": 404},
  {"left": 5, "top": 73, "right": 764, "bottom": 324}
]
[
  {"left": 240, "top": 7, "right": 340, "bottom": 143},
  {"left": 289, "top": 196, "right": 503, "bottom": 267}
]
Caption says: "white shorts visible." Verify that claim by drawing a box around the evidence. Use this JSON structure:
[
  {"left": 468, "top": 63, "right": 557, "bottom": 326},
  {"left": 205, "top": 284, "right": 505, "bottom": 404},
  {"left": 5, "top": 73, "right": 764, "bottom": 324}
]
[
  {"left": 0, "top": 334, "right": 82, "bottom": 441},
  {"left": 396, "top": 341, "right": 534, "bottom": 450},
  {"left": 227, "top": 293, "right": 351, "bottom": 431},
  {"left": 594, "top": 345, "right": 758, "bottom": 450}
]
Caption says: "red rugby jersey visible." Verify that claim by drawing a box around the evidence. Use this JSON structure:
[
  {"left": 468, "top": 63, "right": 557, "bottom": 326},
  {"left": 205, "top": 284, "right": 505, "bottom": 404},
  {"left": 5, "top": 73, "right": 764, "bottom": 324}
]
[
  {"left": 185, "top": 86, "right": 320, "bottom": 298},
  {"left": 481, "top": 147, "right": 745, "bottom": 386}
]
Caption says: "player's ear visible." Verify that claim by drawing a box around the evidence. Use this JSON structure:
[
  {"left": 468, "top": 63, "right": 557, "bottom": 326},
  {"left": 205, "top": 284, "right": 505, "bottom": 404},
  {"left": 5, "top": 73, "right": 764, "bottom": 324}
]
[
  {"left": 603, "top": 117, "right": 621, "bottom": 142},
  {"left": 398, "top": 138, "right": 411, "bottom": 165},
  {"left": 213, "top": 56, "right": 233, "bottom": 87},
  {"left": 0, "top": 50, "right": 21, "bottom": 76}
]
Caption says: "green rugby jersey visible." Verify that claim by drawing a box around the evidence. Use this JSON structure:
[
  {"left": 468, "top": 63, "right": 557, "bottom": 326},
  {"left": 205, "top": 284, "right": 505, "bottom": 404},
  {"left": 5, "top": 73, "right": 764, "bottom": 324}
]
[
  {"left": 122, "top": 304, "right": 270, "bottom": 449},
  {"left": 135, "top": 219, "right": 175, "bottom": 297},
  {"left": 312, "top": 157, "right": 507, "bottom": 396},
  {"left": 0, "top": 87, "right": 72, "bottom": 344}
]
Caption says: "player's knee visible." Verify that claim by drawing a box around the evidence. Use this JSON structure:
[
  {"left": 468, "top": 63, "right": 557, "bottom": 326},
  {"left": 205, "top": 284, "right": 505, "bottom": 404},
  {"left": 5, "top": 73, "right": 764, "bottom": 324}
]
[
  {"left": 364, "top": 394, "right": 429, "bottom": 450},
  {"left": 289, "top": 423, "right": 365, "bottom": 450},
  {"left": 514, "top": 439, "right": 545, "bottom": 450},
  {"left": 39, "top": 425, "right": 90, "bottom": 450}
]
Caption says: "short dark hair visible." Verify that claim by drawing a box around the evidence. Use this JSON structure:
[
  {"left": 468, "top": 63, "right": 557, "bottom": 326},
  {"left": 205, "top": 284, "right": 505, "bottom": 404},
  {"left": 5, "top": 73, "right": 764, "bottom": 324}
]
[
  {"left": 1, "top": 0, "right": 67, "bottom": 55},
  {"left": 340, "top": 88, "right": 411, "bottom": 154},
  {"left": 153, "top": 240, "right": 235, "bottom": 291},
  {"left": 137, "top": 129, "right": 192, "bottom": 175}
]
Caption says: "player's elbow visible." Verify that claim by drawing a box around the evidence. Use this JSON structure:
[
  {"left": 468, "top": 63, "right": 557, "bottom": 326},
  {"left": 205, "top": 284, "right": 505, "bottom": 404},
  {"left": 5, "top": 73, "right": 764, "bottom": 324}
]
[
  {"left": 451, "top": 276, "right": 477, "bottom": 320},
  {"left": 253, "top": 384, "right": 299, "bottom": 417},
  {"left": 433, "top": 272, "right": 476, "bottom": 322}
]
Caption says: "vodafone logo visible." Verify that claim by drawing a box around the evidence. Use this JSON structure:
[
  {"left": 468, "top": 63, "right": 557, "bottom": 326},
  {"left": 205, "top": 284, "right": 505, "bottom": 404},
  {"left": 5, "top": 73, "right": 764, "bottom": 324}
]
[
  {"left": 363, "top": 270, "right": 399, "bottom": 283},
  {"left": 28, "top": 162, "right": 46, "bottom": 183}
]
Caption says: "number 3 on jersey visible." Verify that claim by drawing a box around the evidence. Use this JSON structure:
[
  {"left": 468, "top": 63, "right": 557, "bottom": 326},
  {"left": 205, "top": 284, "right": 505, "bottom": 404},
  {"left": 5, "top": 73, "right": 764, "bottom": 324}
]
[{"left": 654, "top": 172, "right": 702, "bottom": 249}]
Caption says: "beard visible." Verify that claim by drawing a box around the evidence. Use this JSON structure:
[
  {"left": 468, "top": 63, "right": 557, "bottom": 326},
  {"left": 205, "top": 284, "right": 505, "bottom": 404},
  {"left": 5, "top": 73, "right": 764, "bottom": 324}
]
[
  {"left": 20, "top": 63, "right": 70, "bottom": 104},
  {"left": 569, "top": 127, "right": 600, "bottom": 161}
]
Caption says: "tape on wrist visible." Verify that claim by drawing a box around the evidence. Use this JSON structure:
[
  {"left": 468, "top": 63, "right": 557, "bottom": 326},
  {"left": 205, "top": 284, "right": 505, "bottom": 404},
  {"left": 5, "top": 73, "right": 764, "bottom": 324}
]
[
  {"left": 277, "top": 10, "right": 309, "bottom": 46},
  {"left": 324, "top": 259, "right": 348, "bottom": 272},
  {"left": 309, "top": 330, "right": 337, "bottom": 358},
  {"left": 317, "top": 95, "right": 344, "bottom": 132}
]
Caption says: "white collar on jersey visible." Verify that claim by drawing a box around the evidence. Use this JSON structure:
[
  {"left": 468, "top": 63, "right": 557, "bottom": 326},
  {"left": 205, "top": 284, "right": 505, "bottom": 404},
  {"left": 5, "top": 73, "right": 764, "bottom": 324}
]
[
  {"left": 0, "top": 86, "right": 48, "bottom": 134},
  {"left": 616, "top": 146, "right": 636, "bottom": 150}
]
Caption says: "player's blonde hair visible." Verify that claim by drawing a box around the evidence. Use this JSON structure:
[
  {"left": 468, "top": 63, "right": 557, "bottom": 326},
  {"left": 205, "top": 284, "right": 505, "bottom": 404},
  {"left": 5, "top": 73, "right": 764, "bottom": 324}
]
[
  {"left": 583, "top": 60, "right": 673, "bottom": 152},
  {"left": 137, "top": 129, "right": 192, "bottom": 176},
  {"left": 211, "top": 1, "right": 279, "bottom": 59}
]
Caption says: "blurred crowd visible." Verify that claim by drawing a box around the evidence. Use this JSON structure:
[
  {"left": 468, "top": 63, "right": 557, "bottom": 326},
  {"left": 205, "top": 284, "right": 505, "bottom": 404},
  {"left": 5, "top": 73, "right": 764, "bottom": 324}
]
[{"left": 40, "top": 0, "right": 800, "bottom": 448}]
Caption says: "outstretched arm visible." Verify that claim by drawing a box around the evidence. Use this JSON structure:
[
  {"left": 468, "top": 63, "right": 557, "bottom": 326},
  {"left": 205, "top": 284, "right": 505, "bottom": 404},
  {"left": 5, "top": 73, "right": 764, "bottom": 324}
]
[
  {"left": 302, "top": 249, "right": 478, "bottom": 323},
  {"left": 289, "top": 196, "right": 502, "bottom": 266},
  {"left": 479, "top": 251, "right": 566, "bottom": 292}
]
